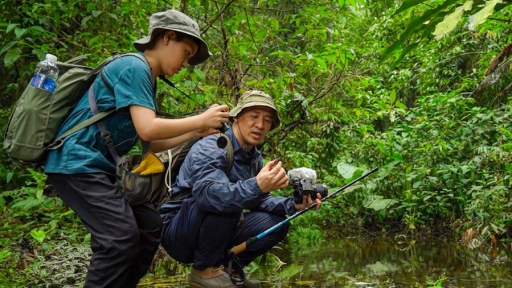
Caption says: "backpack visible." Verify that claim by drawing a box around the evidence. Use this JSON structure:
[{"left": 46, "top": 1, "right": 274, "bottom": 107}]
[{"left": 3, "top": 52, "right": 146, "bottom": 166}]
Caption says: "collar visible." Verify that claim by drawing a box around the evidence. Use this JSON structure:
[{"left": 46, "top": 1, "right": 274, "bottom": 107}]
[{"left": 226, "top": 127, "right": 259, "bottom": 160}]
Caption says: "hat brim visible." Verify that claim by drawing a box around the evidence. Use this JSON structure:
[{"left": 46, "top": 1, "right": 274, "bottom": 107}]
[
  {"left": 133, "top": 28, "right": 211, "bottom": 65},
  {"left": 229, "top": 103, "right": 281, "bottom": 130}
]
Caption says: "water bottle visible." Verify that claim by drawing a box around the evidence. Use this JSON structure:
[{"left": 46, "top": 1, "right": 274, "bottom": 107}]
[{"left": 30, "top": 53, "right": 59, "bottom": 93}]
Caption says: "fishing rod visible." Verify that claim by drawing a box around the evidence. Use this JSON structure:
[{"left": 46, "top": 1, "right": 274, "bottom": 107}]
[
  {"left": 229, "top": 166, "right": 379, "bottom": 256},
  {"left": 224, "top": 167, "right": 379, "bottom": 286}
]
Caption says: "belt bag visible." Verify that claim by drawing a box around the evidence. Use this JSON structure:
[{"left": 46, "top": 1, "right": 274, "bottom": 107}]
[{"left": 116, "top": 151, "right": 171, "bottom": 207}]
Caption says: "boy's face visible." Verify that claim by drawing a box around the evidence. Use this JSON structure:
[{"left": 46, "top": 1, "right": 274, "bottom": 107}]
[
  {"left": 162, "top": 32, "right": 198, "bottom": 76},
  {"left": 233, "top": 106, "right": 275, "bottom": 147}
]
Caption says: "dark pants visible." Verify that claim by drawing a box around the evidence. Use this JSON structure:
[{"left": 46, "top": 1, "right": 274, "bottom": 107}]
[
  {"left": 47, "top": 173, "right": 162, "bottom": 288},
  {"left": 161, "top": 197, "right": 289, "bottom": 270}
]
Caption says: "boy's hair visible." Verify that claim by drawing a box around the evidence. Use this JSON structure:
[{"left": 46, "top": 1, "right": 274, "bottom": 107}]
[{"left": 145, "top": 29, "right": 201, "bottom": 50}]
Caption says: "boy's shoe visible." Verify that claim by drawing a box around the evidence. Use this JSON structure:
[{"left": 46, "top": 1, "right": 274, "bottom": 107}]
[{"left": 189, "top": 266, "right": 238, "bottom": 288}]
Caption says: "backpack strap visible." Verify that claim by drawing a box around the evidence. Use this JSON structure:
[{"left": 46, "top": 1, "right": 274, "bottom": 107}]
[
  {"left": 47, "top": 110, "right": 115, "bottom": 150},
  {"left": 88, "top": 84, "right": 121, "bottom": 163},
  {"left": 90, "top": 52, "right": 152, "bottom": 163},
  {"left": 48, "top": 53, "right": 152, "bottom": 154},
  {"left": 217, "top": 134, "right": 234, "bottom": 174}
]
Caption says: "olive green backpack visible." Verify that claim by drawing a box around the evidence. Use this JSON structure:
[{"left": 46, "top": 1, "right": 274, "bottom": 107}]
[{"left": 3, "top": 53, "right": 145, "bottom": 166}]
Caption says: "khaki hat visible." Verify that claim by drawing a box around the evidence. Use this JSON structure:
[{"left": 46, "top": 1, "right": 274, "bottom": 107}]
[
  {"left": 133, "top": 10, "right": 211, "bottom": 65},
  {"left": 230, "top": 90, "right": 281, "bottom": 130}
]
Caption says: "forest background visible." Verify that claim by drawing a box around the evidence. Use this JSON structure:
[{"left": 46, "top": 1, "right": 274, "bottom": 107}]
[{"left": 1, "top": 0, "right": 512, "bottom": 286}]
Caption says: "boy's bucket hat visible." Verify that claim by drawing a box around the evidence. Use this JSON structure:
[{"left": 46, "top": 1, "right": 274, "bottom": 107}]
[
  {"left": 133, "top": 10, "right": 211, "bottom": 65},
  {"left": 230, "top": 90, "right": 280, "bottom": 131}
]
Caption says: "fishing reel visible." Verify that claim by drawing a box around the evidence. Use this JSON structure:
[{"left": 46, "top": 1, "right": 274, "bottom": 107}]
[{"left": 288, "top": 168, "right": 328, "bottom": 204}]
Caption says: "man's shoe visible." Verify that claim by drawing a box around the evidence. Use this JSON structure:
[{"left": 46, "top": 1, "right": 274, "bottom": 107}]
[{"left": 189, "top": 266, "right": 238, "bottom": 288}]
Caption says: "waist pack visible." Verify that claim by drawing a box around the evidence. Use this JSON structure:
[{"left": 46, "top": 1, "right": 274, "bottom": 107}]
[
  {"left": 3, "top": 53, "right": 145, "bottom": 166},
  {"left": 116, "top": 134, "right": 234, "bottom": 209}
]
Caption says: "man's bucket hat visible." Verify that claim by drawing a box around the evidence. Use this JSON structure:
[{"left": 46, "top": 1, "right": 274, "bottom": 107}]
[
  {"left": 133, "top": 10, "right": 211, "bottom": 65},
  {"left": 230, "top": 90, "right": 280, "bottom": 131}
]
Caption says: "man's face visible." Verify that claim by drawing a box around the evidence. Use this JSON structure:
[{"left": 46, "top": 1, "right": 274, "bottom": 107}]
[{"left": 233, "top": 106, "right": 275, "bottom": 147}]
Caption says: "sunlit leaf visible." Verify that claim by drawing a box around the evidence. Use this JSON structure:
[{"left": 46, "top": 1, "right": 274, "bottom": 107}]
[
  {"left": 433, "top": 6, "right": 465, "bottom": 40},
  {"left": 30, "top": 229, "right": 46, "bottom": 244},
  {"left": 385, "top": 0, "right": 459, "bottom": 64},
  {"left": 337, "top": 163, "right": 361, "bottom": 179},
  {"left": 468, "top": 0, "right": 502, "bottom": 30},
  {"left": 390, "top": 90, "right": 396, "bottom": 104},
  {"left": 364, "top": 196, "right": 398, "bottom": 211}
]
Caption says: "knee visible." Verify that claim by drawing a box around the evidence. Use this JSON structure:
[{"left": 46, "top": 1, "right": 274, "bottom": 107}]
[
  {"left": 119, "top": 225, "right": 142, "bottom": 253},
  {"left": 95, "top": 225, "right": 140, "bottom": 262},
  {"left": 265, "top": 215, "right": 289, "bottom": 241}
]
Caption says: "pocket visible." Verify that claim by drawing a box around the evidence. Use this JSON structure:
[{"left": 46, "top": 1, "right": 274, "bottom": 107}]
[{"left": 117, "top": 154, "right": 154, "bottom": 205}]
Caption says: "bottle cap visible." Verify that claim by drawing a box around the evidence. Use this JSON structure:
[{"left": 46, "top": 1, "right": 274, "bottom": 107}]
[{"left": 46, "top": 54, "right": 58, "bottom": 62}]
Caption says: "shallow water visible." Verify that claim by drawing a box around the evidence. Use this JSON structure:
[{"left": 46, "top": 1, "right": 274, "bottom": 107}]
[{"left": 139, "top": 237, "right": 512, "bottom": 287}]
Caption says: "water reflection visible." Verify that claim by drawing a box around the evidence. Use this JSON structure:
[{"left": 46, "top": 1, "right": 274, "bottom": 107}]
[
  {"left": 272, "top": 237, "right": 512, "bottom": 287},
  {"left": 140, "top": 237, "right": 512, "bottom": 287}
]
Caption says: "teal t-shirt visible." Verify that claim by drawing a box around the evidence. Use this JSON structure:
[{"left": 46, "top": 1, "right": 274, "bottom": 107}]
[{"left": 44, "top": 54, "right": 156, "bottom": 175}]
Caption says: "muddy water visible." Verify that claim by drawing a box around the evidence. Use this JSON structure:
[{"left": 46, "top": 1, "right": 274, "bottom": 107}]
[{"left": 139, "top": 237, "right": 512, "bottom": 287}]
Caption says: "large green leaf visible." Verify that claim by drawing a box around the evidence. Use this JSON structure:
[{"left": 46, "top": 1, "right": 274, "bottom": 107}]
[
  {"left": 390, "top": 41, "right": 419, "bottom": 69},
  {"left": 337, "top": 162, "right": 362, "bottom": 179},
  {"left": 0, "top": 41, "right": 17, "bottom": 56},
  {"left": 364, "top": 195, "right": 398, "bottom": 211},
  {"left": 433, "top": 1, "right": 472, "bottom": 40},
  {"left": 393, "top": 0, "right": 429, "bottom": 16},
  {"left": 383, "top": 0, "right": 460, "bottom": 63},
  {"left": 468, "top": 0, "right": 502, "bottom": 30},
  {"left": 3, "top": 47, "right": 21, "bottom": 67}
]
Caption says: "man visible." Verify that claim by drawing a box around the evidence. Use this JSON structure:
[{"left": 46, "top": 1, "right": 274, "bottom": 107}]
[{"left": 160, "top": 90, "right": 321, "bottom": 288}]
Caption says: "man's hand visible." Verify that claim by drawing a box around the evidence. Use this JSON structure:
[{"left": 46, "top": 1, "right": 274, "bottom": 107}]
[
  {"left": 294, "top": 193, "right": 322, "bottom": 211},
  {"left": 256, "top": 159, "right": 289, "bottom": 193}
]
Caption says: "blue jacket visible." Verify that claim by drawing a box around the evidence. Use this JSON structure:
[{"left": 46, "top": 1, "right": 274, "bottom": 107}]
[{"left": 162, "top": 128, "right": 297, "bottom": 216}]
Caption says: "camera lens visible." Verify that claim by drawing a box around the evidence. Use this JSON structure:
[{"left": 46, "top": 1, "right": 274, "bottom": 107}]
[{"left": 314, "top": 184, "right": 328, "bottom": 199}]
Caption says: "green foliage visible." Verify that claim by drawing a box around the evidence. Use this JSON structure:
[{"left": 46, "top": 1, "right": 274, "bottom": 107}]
[
  {"left": 2, "top": 0, "right": 512, "bottom": 285},
  {"left": 383, "top": 0, "right": 512, "bottom": 67},
  {"left": 426, "top": 275, "right": 447, "bottom": 287}
]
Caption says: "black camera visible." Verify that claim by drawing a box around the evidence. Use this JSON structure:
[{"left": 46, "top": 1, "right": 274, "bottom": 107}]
[
  {"left": 291, "top": 177, "right": 328, "bottom": 204},
  {"left": 218, "top": 123, "right": 229, "bottom": 134}
]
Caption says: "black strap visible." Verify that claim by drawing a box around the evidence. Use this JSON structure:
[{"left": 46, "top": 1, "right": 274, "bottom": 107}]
[
  {"left": 90, "top": 52, "right": 152, "bottom": 163},
  {"left": 226, "top": 250, "right": 245, "bottom": 286},
  {"left": 88, "top": 84, "right": 120, "bottom": 163}
]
